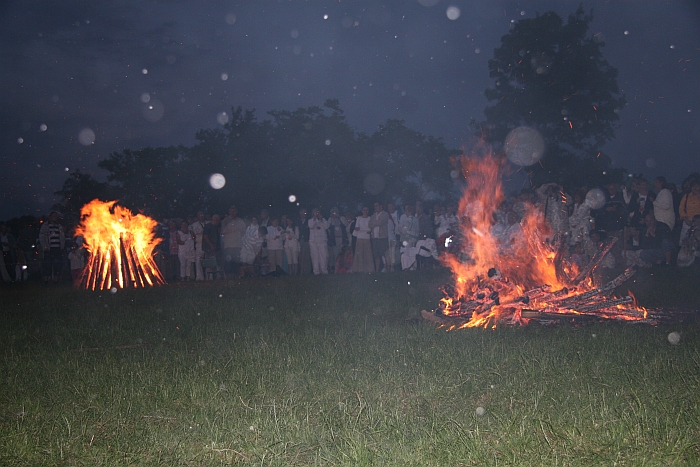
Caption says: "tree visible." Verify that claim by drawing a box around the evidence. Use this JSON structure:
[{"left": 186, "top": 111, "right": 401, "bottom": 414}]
[
  {"left": 98, "top": 145, "right": 189, "bottom": 217},
  {"left": 53, "top": 169, "right": 113, "bottom": 227},
  {"left": 476, "top": 6, "right": 626, "bottom": 188},
  {"left": 367, "top": 119, "right": 460, "bottom": 203},
  {"left": 263, "top": 99, "right": 363, "bottom": 210}
]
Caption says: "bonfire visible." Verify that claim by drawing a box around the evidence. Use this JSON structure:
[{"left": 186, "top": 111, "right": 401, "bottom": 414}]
[
  {"left": 74, "top": 200, "right": 165, "bottom": 290},
  {"left": 423, "top": 153, "right": 655, "bottom": 329}
]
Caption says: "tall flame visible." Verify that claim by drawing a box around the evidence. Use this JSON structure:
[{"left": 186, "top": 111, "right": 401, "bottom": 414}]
[
  {"left": 74, "top": 199, "right": 165, "bottom": 290},
  {"left": 439, "top": 150, "right": 646, "bottom": 328}
]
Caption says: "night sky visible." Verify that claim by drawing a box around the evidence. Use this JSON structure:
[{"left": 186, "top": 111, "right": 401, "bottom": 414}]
[{"left": 1, "top": 0, "right": 699, "bottom": 221}]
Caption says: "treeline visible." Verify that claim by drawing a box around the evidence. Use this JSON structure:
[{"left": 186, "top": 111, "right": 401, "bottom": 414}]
[{"left": 54, "top": 99, "right": 462, "bottom": 225}]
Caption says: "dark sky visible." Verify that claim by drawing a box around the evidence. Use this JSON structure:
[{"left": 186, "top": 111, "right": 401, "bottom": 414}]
[{"left": 1, "top": 0, "right": 699, "bottom": 221}]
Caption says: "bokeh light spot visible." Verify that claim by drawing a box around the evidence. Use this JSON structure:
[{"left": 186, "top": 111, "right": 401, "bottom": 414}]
[
  {"left": 78, "top": 128, "right": 96, "bottom": 146},
  {"left": 446, "top": 6, "right": 460, "bottom": 20},
  {"left": 209, "top": 173, "right": 226, "bottom": 189}
]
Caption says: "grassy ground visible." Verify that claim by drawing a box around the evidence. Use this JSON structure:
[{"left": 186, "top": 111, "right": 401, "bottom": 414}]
[{"left": 1, "top": 267, "right": 699, "bottom": 466}]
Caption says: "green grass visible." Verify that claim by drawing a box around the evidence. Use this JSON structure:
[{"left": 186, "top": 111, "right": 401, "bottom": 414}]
[{"left": 1, "top": 267, "right": 699, "bottom": 466}]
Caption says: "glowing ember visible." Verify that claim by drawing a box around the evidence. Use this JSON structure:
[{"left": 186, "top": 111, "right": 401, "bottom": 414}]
[
  {"left": 74, "top": 199, "right": 165, "bottom": 290},
  {"left": 428, "top": 151, "right": 651, "bottom": 329}
]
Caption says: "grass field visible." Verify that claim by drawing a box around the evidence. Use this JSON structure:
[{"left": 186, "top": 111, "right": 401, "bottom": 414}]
[{"left": 1, "top": 267, "right": 699, "bottom": 466}]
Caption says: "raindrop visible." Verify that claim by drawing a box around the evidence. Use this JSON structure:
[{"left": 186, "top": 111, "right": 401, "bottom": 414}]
[
  {"left": 288, "top": 194, "right": 297, "bottom": 203},
  {"left": 325, "top": 139, "right": 331, "bottom": 146},
  {"left": 624, "top": 30, "right": 629, "bottom": 35},
  {"left": 217, "top": 112, "right": 229, "bottom": 125},
  {"left": 142, "top": 68, "right": 148, "bottom": 74},
  {"left": 476, "top": 407, "right": 486, "bottom": 417},
  {"left": 78, "top": 128, "right": 96, "bottom": 146},
  {"left": 17, "top": 137, "right": 24, "bottom": 144},
  {"left": 221, "top": 73, "right": 228, "bottom": 81},
  {"left": 140, "top": 92, "right": 151, "bottom": 103},
  {"left": 225, "top": 13, "right": 236, "bottom": 25},
  {"left": 446, "top": 6, "right": 460, "bottom": 20},
  {"left": 450, "top": 170, "right": 458, "bottom": 179},
  {"left": 645, "top": 157, "right": 656, "bottom": 168},
  {"left": 323, "top": 14, "right": 328, "bottom": 20},
  {"left": 292, "top": 45, "right": 302, "bottom": 55},
  {"left": 209, "top": 173, "right": 226, "bottom": 189},
  {"left": 39, "top": 124, "right": 47, "bottom": 132},
  {"left": 64, "top": 167, "right": 69, "bottom": 172},
  {"left": 474, "top": 48, "right": 480, "bottom": 54},
  {"left": 520, "top": 10, "right": 526, "bottom": 16},
  {"left": 291, "top": 29, "right": 299, "bottom": 39},
  {"left": 669, "top": 44, "right": 675, "bottom": 49},
  {"left": 110, "top": 287, "right": 118, "bottom": 294}
]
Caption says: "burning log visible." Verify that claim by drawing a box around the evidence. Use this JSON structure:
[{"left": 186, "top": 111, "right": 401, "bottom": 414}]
[
  {"left": 75, "top": 200, "right": 165, "bottom": 290},
  {"left": 427, "top": 151, "right": 653, "bottom": 329},
  {"left": 572, "top": 236, "right": 617, "bottom": 283}
]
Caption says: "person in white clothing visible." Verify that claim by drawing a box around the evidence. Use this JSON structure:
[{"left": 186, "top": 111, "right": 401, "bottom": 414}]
[
  {"left": 176, "top": 221, "right": 194, "bottom": 280},
  {"left": 265, "top": 218, "right": 284, "bottom": 272},
  {"left": 189, "top": 211, "right": 206, "bottom": 281},
  {"left": 308, "top": 208, "right": 329, "bottom": 275},
  {"left": 653, "top": 176, "right": 675, "bottom": 231},
  {"left": 283, "top": 218, "right": 300, "bottom": 275}
]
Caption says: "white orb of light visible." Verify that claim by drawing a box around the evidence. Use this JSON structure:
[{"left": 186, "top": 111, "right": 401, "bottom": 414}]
[
  {"left": 476, "top": 407, "right": 486, "bottom": 417},
  {"left": 446, "top": 6, "right": 461, "bottom": 20},
  {"left": 584, "top": 188, "right": 606, "bottom": 210},
  {"left": 288, "top": 194, "right": 297, "bottom": 203},
  {"left": 78, "top": 128, "right": 96, "bottom": 146},
  {"left": 209, "top": 173, "right": 226, "bottom": 189},
  {"left": 504, "top": 126, "right": 545, "bottom": 167},
  {"left": 217, "top": 112, "right": 229, "bottom": 125},
  {"left": 110, "top": 287, "right": 118, "bottom": 294},
  {"left": 668, "top": 332, "right": 681, "bottom": 345}
]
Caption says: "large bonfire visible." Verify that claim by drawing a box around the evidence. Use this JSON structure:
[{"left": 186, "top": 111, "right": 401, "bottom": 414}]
[
  {"left": 425, "top": 152, "right": 652, "bottom": 329},
  {"left": 75, "top": 199, "right": 165, "bottom": 290}
]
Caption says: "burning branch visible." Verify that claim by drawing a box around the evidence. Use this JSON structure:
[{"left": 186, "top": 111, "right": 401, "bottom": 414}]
[{"left": 75, "top": 200, "right": 165, "bottom": 290}]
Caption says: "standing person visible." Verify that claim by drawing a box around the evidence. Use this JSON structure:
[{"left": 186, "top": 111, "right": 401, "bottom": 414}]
[
  {"left": 679, "top": 180, "right": 700, "bottom": 243},
  {"left": 265, "top": 218, "right": 284, "bottom": 273},
  {"left": 283, "top": 218, "right": 300, "bottom": 276},
  {"left": 327, "top": 207, "right": 347, "bottom": 272},
  {"left": 221, "top": 205, "right": 246, "bottom": 274},
  {"left": 167, "top": 220, "right": 180, "bottom": 281},
  {"left": 352, "top": 206, "right": 374, "bottom": 273},
  {"left": 386, "top": 203, "right": 399, "bottom": 272},
  {"left": 595, "top": 183, "right": 628, "bottom": 268},
  {"left": 190, "top": 211, "right": 206, "bottom": 281},
  {"left": 67, "top": 237, "right": 86, "bottom": 286},
  {"left": 0, "top": 223, "right": 16, "bottom": 282},
  {"left": 653, "top": 176, "right": 675, "bottom": 231},
  {"left": 39, "top": 211, "right": 66, "bottom": 283},
  {"left": 203, "top": 214, "right": 222, "bottom": 278},
  {"left": 308, "top": 208, "right": 329, "bottom": 275},
  {"left": 240, "top": 225, "right": 267, "bottom": 277},
  {"left": 415, "top": 202, "right": 434, "bottom": 239},
  {"left": 368, "top": 201, "right": 390, "bottom": 272},
  {"left": 298, "top": 208, "right": 312, "bottom": 275},
  {"left": 176, "top": 221, "right": 194, "bottom": 280},
  {"left": 629, "top": 179, "right": 655, "bottom": 230},
  {"left": 398, "top": 204, "right": 418, "bottom": 248}
]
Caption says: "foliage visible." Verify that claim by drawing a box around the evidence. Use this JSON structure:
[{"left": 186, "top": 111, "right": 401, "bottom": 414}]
[
  {"left": 476, "top": 6, "right": 626, "bottom": 188},
  {"left": 52, "top": 169, "right": 114, "bottom": 227},
  {"left": 67, "top": 101, "right": 459, "bottom": 220}
]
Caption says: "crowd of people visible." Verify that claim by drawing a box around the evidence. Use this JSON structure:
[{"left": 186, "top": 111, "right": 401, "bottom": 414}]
[{"left": 1, "top": 171, "right": 699, "bottom": 285}]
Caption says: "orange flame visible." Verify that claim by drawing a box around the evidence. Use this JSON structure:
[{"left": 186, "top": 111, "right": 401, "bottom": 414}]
[
  {"left": 74, "top": 199, "right": 165, "bottom": 290},
  {"left": 439, "top": 149, "right": 647, "bottom": 328}
]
